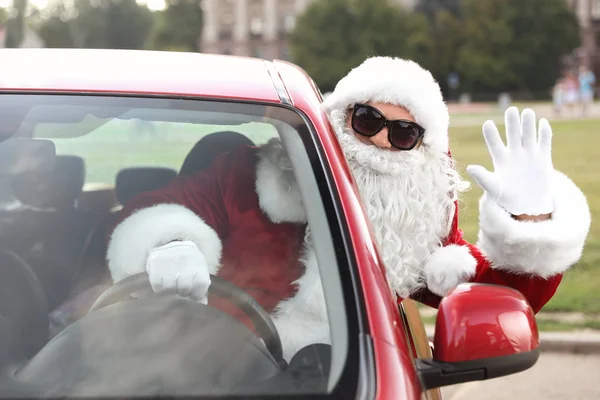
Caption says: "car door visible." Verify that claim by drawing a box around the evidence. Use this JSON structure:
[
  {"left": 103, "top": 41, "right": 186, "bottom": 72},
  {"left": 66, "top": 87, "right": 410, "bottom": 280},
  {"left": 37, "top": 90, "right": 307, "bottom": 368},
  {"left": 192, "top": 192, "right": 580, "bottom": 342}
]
[{"left": 399, "top": 299, "right": 442, "bottom": 400}]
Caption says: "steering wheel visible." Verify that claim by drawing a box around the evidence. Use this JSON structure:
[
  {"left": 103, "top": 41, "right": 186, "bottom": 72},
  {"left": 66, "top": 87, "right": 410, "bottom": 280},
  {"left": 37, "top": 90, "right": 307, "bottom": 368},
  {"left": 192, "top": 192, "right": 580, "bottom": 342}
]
[{"left": 88, "top": 272, "right": 286, "bottom": 368}]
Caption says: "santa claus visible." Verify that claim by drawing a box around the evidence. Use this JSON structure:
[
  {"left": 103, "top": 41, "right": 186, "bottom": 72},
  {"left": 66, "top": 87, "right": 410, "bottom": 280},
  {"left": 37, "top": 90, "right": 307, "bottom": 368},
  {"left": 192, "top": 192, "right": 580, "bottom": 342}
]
[{"left": 106, "top": 57, "right": 591, "bottom": 362}]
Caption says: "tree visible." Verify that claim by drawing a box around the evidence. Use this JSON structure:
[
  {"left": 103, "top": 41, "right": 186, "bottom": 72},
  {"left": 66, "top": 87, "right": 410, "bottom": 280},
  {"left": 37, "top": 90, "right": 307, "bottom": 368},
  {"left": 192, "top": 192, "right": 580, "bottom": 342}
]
[
  {"left": 104, "top": 0, "right": 155, "bottom": 49},
  {"left": 455, "top": 0, "right": 580, "bottom": 95},
  {"left": 36, "top": 3, "right": 75, "bottom": 48},
  {"left": 415, "top": 0, "right": 462, "bottom": 20},
  {"left": 37, "top": 0, "right": 154, "bottom": 49},
  {"left": 5, "top": 0, "right": 27, "bottom": 48},
  {"left": 147, "top": 0, "right": 203, "bottom": 52},
  {"left": 413, "top": 0, "right": 465, "bottom": 95},
  {"left": 418, "top": 9, "right": 464, "bottom": 95},
  {"left": 454, "top": 0, "right": 518, "bottom": 93},
  {"left": 0, "top": 7, "right": 7, "bottom": 25},
  {"left": 505, "top": 0, "right": 580, "bottom": 93},
  {"left": 290, "top": 0, "right": 432, "bottom": 93}
]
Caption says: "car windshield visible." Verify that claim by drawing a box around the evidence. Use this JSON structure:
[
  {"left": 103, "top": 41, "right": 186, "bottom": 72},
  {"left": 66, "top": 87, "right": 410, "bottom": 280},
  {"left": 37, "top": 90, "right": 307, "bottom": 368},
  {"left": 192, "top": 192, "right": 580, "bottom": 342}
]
[{"left": 0, "top": 94, "right": 352, "bottom": 397}]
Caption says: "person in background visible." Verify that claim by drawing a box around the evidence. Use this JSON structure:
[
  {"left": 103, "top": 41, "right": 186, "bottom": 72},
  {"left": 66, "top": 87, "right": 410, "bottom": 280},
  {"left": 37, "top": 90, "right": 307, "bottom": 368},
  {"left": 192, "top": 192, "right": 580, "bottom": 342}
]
[
  {"left": 579, "top": 65, "right": 596, "bottom": 117},
  {"left": 563, "top": 71, "right": 580, "bottom": 117},
  {"left": 552, "top": 76, "right": 564, "bottom": 117}
]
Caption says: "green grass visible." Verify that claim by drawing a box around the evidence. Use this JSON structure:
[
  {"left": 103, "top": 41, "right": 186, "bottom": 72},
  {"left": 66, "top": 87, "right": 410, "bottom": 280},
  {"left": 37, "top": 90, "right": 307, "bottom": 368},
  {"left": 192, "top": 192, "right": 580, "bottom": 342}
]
[{"left": 449, "top": 119, "right": 600, "bottom": 313}]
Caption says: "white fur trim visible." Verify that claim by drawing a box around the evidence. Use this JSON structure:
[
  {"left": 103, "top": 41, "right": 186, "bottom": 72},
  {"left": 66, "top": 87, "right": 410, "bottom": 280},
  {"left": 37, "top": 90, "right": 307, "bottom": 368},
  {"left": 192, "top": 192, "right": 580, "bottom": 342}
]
[
  {"left": 424, "top": 245, "right": 478, "bottom": 297},
  {"left": 255, "top": 139, "right": 307, "bottom": 224},
  {"left": 272, "top": 240, "right": 330, "bottom": 361},
  {"left": 477, "top": 171, "right": 591, "bottom": 277},
  {"left": 107, "top": 203, "right": 222, "bottom": 282},
  {"left": 322, "top": 56, "right": 449, "bottom": 154}
]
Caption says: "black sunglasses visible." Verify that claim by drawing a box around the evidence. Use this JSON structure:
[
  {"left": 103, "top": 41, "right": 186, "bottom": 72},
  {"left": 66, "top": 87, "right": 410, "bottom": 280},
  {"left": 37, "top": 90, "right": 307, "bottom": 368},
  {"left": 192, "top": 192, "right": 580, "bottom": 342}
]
[{"left": 350, "top": 103, "right": 425, "bottom": 150}]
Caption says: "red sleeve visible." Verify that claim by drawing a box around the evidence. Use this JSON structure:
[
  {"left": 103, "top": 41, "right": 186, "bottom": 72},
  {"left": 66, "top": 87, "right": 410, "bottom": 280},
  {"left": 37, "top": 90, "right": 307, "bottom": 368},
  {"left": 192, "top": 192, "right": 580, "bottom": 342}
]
[
  {"left": 108, "top": 146, "right": 259, "bottom": 242},
  {"left": 105, "top": 146, "right": 259, "bottom": 282},
  {"left": 108, "top": 171, "right": 229, "bottom": 241},
  {"left": 408, "top": 249, "right": 561, "bottom": 315},
  {"left": 458, "top": 238, "right": 562, "bottom": 314},
  {"left": 410, "top": 208, "right": 563, "bottom": 314}
]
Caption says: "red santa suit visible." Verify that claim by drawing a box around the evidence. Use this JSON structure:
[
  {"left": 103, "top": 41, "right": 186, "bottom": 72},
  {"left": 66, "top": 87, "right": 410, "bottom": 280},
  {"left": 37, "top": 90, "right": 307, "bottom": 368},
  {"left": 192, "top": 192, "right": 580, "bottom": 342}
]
[
  {"left": 107, "top": 140, "right": 327, "bottom": 361},
  {"left": 107, "top": 57, "right": 591, "bottom": 361}
]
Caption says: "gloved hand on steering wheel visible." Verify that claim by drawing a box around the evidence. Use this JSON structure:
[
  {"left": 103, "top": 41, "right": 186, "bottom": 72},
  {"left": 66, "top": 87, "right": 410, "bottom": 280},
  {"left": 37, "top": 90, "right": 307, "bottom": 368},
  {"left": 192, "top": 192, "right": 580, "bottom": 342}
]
[{"left": 146, "top": 241, "right": 211, "bottom": 304}]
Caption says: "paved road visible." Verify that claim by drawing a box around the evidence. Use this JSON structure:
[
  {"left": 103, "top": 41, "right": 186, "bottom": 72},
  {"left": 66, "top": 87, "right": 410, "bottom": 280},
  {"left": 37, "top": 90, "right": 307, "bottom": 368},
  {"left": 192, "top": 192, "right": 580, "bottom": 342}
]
[{"left": 440, "top": 352, "right": 600, "bottom": 400}]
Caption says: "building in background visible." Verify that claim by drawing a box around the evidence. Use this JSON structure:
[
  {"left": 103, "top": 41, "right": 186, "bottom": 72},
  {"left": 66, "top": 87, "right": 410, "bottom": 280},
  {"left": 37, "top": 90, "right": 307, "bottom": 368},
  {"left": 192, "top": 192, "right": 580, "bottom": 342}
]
[
  {"left": 566, "top": 0, "right": 600, "bottom": 74},
  {"left": 199, "top": 0, "right": 417, "bottom": 60}
]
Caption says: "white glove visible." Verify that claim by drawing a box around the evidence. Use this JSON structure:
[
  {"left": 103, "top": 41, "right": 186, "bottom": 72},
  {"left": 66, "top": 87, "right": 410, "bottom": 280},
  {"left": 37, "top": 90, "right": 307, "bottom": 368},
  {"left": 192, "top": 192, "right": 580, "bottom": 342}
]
[
  {"left": 466, "top": 107, "right": 555, "bottom": 216},
  {"left": 145, "top": 240, "right": 211, "bottom": 304}
]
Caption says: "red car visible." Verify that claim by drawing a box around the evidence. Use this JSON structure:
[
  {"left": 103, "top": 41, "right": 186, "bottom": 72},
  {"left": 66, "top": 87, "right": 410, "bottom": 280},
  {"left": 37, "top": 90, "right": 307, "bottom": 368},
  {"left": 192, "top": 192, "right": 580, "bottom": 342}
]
[{"left": 0, "top": 49, "right": 539, "bottom": 399}]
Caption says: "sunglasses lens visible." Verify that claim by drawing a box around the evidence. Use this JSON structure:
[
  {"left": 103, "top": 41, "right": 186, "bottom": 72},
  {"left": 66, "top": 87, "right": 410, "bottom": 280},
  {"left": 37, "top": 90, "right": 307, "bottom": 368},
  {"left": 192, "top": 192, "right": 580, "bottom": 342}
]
[
  {"left": 353, "top": 106, "right": 384, "bottom": 136},
  {"left": 390, "top": 122, "right": 423, "bottom": 149}
]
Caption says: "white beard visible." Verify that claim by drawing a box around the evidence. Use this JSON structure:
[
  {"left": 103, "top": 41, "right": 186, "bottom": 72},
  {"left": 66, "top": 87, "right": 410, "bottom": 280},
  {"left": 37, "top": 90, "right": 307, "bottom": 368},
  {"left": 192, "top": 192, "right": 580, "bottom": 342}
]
[
  {"left": 266, "top": 114, "right": 469, "bottom": 359},
  {"left": 329, "top": 109, "right": 470, "bottom": 298}
]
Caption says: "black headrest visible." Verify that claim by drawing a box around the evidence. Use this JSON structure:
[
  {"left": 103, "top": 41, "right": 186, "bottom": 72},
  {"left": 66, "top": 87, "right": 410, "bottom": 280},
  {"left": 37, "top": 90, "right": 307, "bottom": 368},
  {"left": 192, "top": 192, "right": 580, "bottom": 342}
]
[
  {"left": 0, "top": 138, "right": 56, "bottom": 177},
  {"left": 11, "top": 155, "right": 85, "bottom": 210},
  {"left": 179, "top": 131, "right": 254, "bottom": 176},
  {"left": 115, "top": 167, "right": 177, "bottom": 205}
]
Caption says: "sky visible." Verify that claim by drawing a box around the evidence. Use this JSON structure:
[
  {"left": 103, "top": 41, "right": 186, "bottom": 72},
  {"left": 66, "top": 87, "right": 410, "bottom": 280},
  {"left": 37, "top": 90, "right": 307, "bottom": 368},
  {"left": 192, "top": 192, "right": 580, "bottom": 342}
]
[{"left": 0, "top": 0, "right": 167, "bottom": 11}]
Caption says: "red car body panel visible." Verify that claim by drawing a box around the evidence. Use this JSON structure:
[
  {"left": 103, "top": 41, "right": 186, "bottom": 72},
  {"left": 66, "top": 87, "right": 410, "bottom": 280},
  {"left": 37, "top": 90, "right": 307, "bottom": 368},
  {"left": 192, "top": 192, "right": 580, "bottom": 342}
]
[
  {"left": 274, "top": 60, "right": 422, "bottom": 400},
  {"left": 274, "top": 60, "right": 422, "bottom": 399},
  {"left": 0, "top": 48, "right": 424, "bottom": 399},
  {"left": 0, "top": 49, "right": 281, "bottom": 102}
]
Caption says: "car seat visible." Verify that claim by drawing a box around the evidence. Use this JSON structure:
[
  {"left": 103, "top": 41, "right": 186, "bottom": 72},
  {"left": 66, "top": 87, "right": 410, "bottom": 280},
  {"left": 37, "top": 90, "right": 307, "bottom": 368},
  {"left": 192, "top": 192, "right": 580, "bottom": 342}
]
[
  {"left": 115, "top": 167, "right": 178, "bottom": 206},
  {"left": 179, "top": 131, "right": 254, "bottom": 176},
  {"left": 49, "top": 131, "right": 254, "bottom": 333},
  {"left": 51, "top": 166, "right": 179, "bottom": 335},
  {"left": 5, "top": 155, "right": 90, "bottom": 310},
  {"left": 72, "top": 166, "right": 178, "bottom": 291},
  {"left": 78, "top": 165, "right": 178, "bottom": 277},
  {"left": 0, "top": 249, "right": 49, "bottom": 361}
]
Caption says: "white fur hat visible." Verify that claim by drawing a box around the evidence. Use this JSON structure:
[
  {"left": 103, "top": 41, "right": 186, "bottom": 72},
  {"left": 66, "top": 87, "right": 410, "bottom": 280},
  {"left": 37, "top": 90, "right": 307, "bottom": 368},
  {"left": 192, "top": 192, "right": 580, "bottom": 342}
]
[{"left": 322, "top": 56, "right": 450, "bottom": 154}]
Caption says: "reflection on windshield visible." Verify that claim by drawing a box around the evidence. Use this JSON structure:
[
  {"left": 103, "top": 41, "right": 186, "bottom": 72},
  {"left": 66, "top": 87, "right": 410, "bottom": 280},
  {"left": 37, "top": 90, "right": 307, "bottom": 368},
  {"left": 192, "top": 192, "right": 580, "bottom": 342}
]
[
  {"left": 42, "top": 119, "right": 278, "bottom": 184},
  {"left": 0, "top": 95, "right": 336, "bottom": 397}
]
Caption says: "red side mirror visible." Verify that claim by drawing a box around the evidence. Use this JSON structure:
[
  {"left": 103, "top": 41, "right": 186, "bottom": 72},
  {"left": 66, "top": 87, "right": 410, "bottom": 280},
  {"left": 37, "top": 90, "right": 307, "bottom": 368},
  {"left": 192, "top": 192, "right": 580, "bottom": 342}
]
[{"left": 417, "top": 283, "right": 540, "bottom": 390}]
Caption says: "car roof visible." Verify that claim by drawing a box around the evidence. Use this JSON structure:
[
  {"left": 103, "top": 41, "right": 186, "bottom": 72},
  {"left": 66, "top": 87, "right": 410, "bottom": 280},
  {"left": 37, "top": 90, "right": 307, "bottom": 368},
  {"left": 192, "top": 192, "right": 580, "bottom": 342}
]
[{"left": 0, "top": 48, "right": 300, "bottom": 103}]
